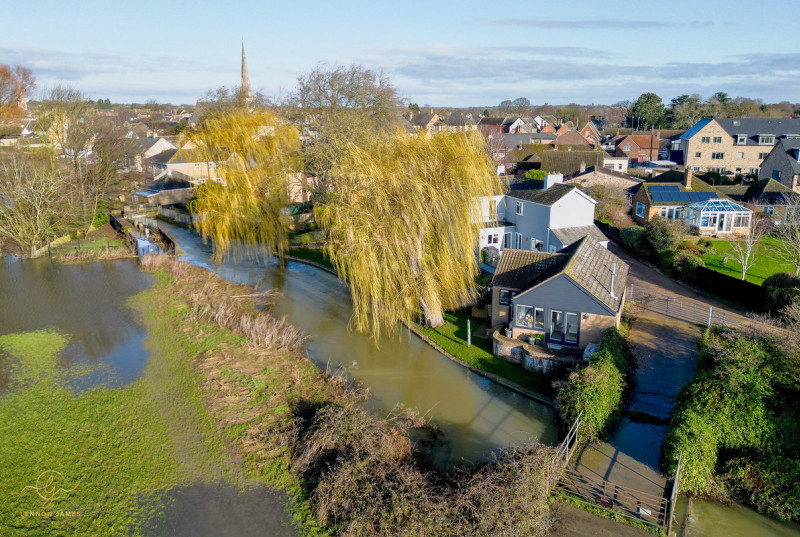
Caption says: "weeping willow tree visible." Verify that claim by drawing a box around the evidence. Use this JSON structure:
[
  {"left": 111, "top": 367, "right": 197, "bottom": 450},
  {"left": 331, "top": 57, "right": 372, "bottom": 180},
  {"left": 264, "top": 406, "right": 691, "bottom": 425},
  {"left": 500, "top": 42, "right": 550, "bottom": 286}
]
[
  {"left": 317, "top": 131, "right": 502, "bottom": 338},
  {"left": 189, "top": 110, "right": 300, "bottom": 261}
]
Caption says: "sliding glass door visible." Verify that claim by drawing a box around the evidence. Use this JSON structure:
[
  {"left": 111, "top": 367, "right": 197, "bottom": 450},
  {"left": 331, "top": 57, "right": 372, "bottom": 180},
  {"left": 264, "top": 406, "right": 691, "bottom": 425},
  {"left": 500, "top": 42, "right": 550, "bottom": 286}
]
[{"left": 548, "top": 309, "right": 580, "bottom": 346}]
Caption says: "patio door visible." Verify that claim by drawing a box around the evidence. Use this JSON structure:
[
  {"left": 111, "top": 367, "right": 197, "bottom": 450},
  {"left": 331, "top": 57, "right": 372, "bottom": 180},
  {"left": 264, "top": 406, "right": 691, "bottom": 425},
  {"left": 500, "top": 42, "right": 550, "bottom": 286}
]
[{"left": 548, "top": 310, "right": 580, "bottom": 346}]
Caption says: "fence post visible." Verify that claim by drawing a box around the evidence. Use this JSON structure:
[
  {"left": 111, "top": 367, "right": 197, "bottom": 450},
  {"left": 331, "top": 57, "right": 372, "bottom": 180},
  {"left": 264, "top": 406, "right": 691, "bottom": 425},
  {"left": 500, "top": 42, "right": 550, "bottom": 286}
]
[
  {"left": 666, "top": 296, "right": 670, "bottom": 314},
  {"left": 48, "top": 241, "right": 51, "bottom": 258},
  {"left": 666, "top": 452, "right": 682, "bottom": 535},
  {"left": 707, "top": 306, "right": 713, "bottom": 330},
  {"left": 467, "top": 319, "right": 471, "bottom": 348}
]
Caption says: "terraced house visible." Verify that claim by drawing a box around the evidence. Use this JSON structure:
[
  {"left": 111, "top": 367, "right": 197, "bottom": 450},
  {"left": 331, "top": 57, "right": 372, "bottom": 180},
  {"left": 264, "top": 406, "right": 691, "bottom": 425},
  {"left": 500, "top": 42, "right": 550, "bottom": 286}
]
[{"left": 678, "top": 118, "right": 800, "bottom": 176}]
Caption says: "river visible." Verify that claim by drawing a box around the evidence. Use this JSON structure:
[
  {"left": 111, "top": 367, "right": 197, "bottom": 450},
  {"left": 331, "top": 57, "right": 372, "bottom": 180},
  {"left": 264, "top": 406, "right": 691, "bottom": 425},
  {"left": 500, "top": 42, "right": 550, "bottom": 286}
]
[{"left": 163, "top": 222, "right": 559, "bottom": 466}]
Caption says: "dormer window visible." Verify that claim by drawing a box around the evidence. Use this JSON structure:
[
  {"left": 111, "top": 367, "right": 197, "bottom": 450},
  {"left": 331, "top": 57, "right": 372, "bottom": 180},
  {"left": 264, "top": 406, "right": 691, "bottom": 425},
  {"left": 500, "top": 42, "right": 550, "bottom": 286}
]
[
  {"left": 736, "top": 134, "right": 747, "bottom": 144},
  {"left": 759, "top": 135, "right": 775, "bottom": 145}
]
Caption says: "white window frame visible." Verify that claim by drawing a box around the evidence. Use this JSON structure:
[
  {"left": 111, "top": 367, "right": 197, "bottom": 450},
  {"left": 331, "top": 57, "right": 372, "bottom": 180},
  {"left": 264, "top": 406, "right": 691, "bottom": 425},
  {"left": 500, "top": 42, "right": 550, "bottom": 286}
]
[
  {"left": 636, "top": 202, "right": 645, "bottom": 218},
  {"left": 515, "top": 201, "right": 523, "bottom": 215},
  {"left": 623, "top": 144, "right": 631, "bottom": 152},
  {"left": 736, "top": 152, "right": 744, "bottom": 159},
  {"left": 514, "top": 232, "right": 522, "bottom": 249},
  {"left": 694, "top": 152, "right": 702, "bottom": 158},
  {"left": 736, "top": 135, "right": 747, "bottom": 144}
]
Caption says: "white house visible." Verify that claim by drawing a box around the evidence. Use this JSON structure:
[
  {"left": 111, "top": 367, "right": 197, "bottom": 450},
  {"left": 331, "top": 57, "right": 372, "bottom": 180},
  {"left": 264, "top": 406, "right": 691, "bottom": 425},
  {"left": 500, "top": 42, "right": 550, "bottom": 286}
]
[{"left": 476, "top": 174, "right": 607, "bottom": 269}]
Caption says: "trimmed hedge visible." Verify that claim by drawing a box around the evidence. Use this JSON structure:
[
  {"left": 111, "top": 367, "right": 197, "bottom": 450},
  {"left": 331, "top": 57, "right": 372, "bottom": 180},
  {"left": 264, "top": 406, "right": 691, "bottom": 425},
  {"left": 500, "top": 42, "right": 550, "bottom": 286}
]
[{"left": 556, "top": 327, "right": 635, "bottom": 440}]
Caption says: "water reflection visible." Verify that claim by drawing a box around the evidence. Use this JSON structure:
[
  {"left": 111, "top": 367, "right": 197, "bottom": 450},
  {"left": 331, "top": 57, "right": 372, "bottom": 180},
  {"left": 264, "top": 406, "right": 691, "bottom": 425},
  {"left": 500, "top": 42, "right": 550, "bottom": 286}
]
[
  {"left": 684, "top": 497, "right": 800, "bottom": 537},
  {"left": 0, "top": 256, "right": 153, "bottom": 391},
  {"left": 162, "top": 223, "right": 559, "bottom": 466}
]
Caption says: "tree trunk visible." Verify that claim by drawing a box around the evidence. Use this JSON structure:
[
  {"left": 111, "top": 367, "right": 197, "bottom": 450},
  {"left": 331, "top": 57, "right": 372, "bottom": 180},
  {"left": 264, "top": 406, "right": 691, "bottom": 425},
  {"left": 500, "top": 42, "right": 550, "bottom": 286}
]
[
  {"left": 420, "top": 298, "right": 445, "bottom": 328},
  {"left": 795, "top": 264, "right": 799, "bottom": 276}
]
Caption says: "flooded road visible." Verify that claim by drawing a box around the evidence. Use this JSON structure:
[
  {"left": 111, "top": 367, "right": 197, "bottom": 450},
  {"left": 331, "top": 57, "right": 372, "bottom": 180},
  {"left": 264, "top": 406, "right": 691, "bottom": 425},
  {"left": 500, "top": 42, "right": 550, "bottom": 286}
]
[{"left": 162, "top": 223, "right": 560, "bottom": 466}]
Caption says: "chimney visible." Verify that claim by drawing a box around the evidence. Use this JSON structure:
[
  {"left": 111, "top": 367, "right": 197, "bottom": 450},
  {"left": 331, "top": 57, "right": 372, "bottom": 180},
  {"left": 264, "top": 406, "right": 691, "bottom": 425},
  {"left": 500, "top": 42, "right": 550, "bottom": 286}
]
[
  {"left": 580, "top": 161, "right": 586, "bottom": 174},
  {"left": 684, "top": 167, "right": 693, "bottom": 189},
  {"left": 609, "top": 264, "right": 618, "bottom": 299},
  {"left": 544, "top": 173, "right": 563, "bottom": 190}
]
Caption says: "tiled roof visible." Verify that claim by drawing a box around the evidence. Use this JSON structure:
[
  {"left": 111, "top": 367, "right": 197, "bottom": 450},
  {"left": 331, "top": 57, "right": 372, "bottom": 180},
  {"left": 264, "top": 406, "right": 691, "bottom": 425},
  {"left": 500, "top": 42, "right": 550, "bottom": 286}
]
[
  {"left": 479, "top": 117, "right": 506, "bottom": 126},
  {"left": 149, "top": 148, "right": 178, "bottom": 164},
  {"left": 551, "top": 225, "right": 608, "bottom": 247},
  {"left": 511, "top": 236, "right": 628, "bottom": 314},
  {"left": 507, "top": 183, "right": 576, "bottom": 206},
  {"left": 742, "top": 178, "right": 795, "bottom": 205},
  {"left": 525, "top": 150, "right": 606, "bottom": 175},
  {"left": 491, "top": 249, "right": 566, "bottom": 289},
  {"left": 562, "top": 236, "right": 628, "bottom": 313}
]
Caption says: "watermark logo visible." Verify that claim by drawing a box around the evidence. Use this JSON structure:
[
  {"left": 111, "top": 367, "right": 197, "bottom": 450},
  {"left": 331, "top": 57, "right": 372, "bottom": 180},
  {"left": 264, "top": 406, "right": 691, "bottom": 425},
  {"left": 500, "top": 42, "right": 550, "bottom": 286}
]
[{"left": 22, "top": 470, "right": 80, "bottom": 508}]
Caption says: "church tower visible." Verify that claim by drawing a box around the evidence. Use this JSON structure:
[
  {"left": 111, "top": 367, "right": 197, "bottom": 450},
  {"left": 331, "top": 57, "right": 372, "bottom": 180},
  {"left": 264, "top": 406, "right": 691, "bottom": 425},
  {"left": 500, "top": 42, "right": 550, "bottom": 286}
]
[{"left": 241, "top": 42, "right": 254, "bottom": 106}]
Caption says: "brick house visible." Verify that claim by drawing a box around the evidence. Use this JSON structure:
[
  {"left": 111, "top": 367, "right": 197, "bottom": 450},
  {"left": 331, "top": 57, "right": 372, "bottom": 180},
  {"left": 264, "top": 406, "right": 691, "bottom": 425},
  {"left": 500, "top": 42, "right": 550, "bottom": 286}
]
[{"left": 615, "top": 135, "right": 659, "bottom": 162}]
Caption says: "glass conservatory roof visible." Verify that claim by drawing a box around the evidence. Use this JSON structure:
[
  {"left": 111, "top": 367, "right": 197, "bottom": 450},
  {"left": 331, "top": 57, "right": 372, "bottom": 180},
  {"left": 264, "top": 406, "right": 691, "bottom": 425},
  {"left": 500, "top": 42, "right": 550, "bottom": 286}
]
[{"left": 685, "top": 198, "right": 750, "bottom": 213}]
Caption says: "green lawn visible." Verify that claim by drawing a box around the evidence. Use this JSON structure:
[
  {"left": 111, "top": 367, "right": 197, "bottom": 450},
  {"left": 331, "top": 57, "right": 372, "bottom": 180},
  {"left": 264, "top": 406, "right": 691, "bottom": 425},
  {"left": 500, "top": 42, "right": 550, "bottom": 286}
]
[
  {"left": 699, "top": 236, "right": 793, "bottom": 284},
  {"left": 421, "top": 310, "right": 557, "bottom": 397}
]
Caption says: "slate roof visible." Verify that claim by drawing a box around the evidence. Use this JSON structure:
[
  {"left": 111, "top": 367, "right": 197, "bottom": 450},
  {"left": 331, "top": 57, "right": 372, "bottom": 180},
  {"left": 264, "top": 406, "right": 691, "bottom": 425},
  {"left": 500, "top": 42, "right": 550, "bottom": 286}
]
[
  {"left": 442, "top": 112, "right": 472, "bottom": 126},
  {"left": 149, "top": 148, "right": 179, "bottom": 164},
  {"left": 680, "top": 119, "right": 712, "bottom": 140},
  {"left": 410, "top": 113, "right": 437, "bottom": 128},
  {"left": 507, "top": 183, "right": 576, "bottom": 206},
  {"left": 491, "top": 250, "right": 566, "bottom": 289},
  {"left": 771, "top": 138, "right": 800, "bottom": 174},
  {"left": 479, "top": 117, "right": 506, "bottom": 126},
  {"left": 716, "top": 118, "right": 800, "bottom": 145},
  {"left": 551, "top": 225, "right": 609, "bottom": 247}
]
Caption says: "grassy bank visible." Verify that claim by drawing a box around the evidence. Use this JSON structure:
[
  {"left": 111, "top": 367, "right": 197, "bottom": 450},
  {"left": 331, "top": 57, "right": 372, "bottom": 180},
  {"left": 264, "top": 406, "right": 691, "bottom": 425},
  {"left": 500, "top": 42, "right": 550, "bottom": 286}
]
[
  {"left": 137, "top": 256, "right": 561, "bottom": 537},
  {"left": 420, "top": 310, "right": 557, "bottom": 397}
]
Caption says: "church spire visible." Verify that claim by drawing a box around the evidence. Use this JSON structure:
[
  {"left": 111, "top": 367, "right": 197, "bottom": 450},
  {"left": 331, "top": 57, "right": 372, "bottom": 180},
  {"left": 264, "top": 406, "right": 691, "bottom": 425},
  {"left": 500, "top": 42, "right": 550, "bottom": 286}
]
[{"left": 241, "top": 42, "right": 254, "bottom": 106}]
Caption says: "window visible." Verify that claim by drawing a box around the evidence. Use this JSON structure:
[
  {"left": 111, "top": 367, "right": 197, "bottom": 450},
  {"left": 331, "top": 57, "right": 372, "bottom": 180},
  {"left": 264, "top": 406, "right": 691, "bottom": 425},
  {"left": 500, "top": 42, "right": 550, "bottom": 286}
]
[
  {"left": 709, "top": 167, "right": 727, "bottom": 173},
  {"left": 701, "top": 136, "right": 710, "bottom": 143},
  {"left": 514, "top": 233, "right": 522, "bottom": 249},
  {"left": 736, "top": 134, "right": 747, "bottom": 144},
  {"left": 764, "top": 206, "right": 775, "bottom": 216},
  {"left": 534, "top": 308, "right": 545, "bottom": 329},
  {"left": 515, "top": 201, "right": 523, "bottom": 215},
  {"left": 733, "top": 213, "right": 750, "bottom": 227},
  {"left": 532, "top": 239, "right": 543, "bottom": 251},
  {"left": 759, "top": 135, "right": 775, "bottom": 145},
  {"left": 758, "top": 152, "right": 769, "bottom": 160},
  {"left": 194, "top": 163, "right": 201, "bottom": 170},
  {"left": 749, "top": 168, "right": 760, "bottom": 174},
  {"left": 516, "top": 305, "right": 534, "bottom": 328},
  {"left": 487, "top": 234, "right": 499, "bottom": 244},
  {"left": 499, "top": 289, "right": 510, "bottom": 306},
  {"left": 713, "top": 136, "right": 722, "bottom": 143},
  {"left": 504, "top": 232, "right": 511, "bottom": 248},
  {"left": 623, "top": 144, "right": 631, "bottom": 152},
  {"left": 736, "top": 152, "right": 744, "bottom": 159},
  {"left": 773, "top": 169, "right": 782, "bottom": 180},
  {"left": 660, "top": 207, "right": 682, "bottom": 220},
  {"left": 636, "top": 202, "right": 645, "bottom": 218},
  {"left": 735, "top": 168, "right": 742, "bottom": 173},
  {"left": 711, "top": 152, "right": 724, "bottom": 160},
  {"left": 565, "top": 312, "right": 579, "bottom": 344},
  {"left": 694, "top": 152, "right": 702, "bottom": 158}
]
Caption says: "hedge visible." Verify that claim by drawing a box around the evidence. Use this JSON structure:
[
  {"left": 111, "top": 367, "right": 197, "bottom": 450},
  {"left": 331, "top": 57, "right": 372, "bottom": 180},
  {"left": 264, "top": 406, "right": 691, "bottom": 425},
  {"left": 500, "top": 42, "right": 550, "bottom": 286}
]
[{"left": 556, "top": 327, "right": 634, "bottom": 440}]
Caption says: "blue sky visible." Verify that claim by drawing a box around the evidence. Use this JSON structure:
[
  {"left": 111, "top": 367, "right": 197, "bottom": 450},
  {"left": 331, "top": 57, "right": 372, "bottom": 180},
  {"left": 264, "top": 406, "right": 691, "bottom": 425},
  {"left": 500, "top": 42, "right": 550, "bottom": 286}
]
[{"left": 4, "top": 0, "right": 799, "bottom": 107}]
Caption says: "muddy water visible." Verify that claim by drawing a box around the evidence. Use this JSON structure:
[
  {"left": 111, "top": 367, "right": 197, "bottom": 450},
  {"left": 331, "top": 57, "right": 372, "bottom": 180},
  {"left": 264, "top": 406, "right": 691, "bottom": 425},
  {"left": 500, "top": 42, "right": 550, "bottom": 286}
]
[
  {"left": 0, "top": 256, "right": 152, "bottom": 390},
  {"left": 162, "top": 223, "right": 560, "bottom": 466},
  {"left": 680, "top": 496, "right": 800, "bottom": 537}
]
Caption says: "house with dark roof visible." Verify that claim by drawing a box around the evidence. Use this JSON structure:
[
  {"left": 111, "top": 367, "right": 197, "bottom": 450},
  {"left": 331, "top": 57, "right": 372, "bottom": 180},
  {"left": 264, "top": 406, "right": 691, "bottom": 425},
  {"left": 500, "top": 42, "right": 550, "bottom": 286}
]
[
  {"left": 436, "top": 112, "right": 477, "bottom": 133},
  {"left": 475, "top": 174, "right": 607, "bottom": 269},
  {"left": 758, "top": 138, "right": 800, "bottom": 193},
  {"left": 629, "top": 169, "right": 718, "bottom": 224},
  {"left": 516, "top": 148, "right": 611, "bottom": 176},
  {"left": 148, "top": 144, "right": 220, "bottom": 184},
  {"left": 717, "top": 178, "right": 799, "bottom": 224},
  {"left": 679, "top": 118, "right": 800, "bottom": 176},
  {"left": 408, "top": 112, "right": 440, "bottom": 131},
  {"left": 489, "top": 236, "right": 628, "bottom": 351}
]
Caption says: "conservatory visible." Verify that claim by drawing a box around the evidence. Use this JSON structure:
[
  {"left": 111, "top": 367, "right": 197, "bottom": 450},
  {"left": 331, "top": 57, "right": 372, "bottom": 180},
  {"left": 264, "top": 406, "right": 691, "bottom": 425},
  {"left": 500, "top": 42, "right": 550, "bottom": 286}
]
[{"left": 682, "top": 198, "right": 753, "bottom": 236}]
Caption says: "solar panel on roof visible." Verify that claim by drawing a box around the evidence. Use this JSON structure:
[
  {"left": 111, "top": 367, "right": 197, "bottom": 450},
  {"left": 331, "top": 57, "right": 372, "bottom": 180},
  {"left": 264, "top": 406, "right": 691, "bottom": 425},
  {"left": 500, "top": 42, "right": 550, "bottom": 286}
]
[{"left": 649, "top": 185, "right": 680, "bottom": 192}]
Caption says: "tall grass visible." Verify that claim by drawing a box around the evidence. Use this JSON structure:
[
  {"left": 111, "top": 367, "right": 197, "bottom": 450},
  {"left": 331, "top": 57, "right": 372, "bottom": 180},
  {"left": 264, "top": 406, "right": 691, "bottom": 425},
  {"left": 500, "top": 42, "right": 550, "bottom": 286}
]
[{"left": 142, "top": 257, "right": 561, "bottom": 537}]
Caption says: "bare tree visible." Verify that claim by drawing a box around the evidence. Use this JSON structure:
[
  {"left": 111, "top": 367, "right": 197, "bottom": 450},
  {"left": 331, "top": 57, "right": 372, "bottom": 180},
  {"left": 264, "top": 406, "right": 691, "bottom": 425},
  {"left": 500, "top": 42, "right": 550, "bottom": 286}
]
[
  {"left": 772, "top": 193, "right": 800, "bottom": 275},
  {"left": 0, "top": 64, "right": 35, "bottom": 117},
  {"left": 0, "top": 153, "right": 74, "bottom": 256},
  {"left": 38, "top": 85, "right": 130, "bottom": 235},
  {"left": 730, "top": 215, "right": 767, "bottom": 280},
  {"left": 287, "top": 63, "right": 403, "bottom": 186}
]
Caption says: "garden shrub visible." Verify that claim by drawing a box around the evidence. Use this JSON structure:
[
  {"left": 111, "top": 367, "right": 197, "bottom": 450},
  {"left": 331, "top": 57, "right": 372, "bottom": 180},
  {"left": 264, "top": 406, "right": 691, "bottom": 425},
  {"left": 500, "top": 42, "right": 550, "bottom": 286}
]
[
  {"left": 677, "top": 240, "right": 701, "bottom": 255},
  {"left": 620, "top": 226, "right": 645, "bottom": 252},
  {"left": 641, "top": 217, "right": 676, "bottom": 260},
  {"left": 556, "top": 327, "right": 633, "bottom": 440},
  {"left": 763, "top": 272, "right": 800, "bottom": 317}
]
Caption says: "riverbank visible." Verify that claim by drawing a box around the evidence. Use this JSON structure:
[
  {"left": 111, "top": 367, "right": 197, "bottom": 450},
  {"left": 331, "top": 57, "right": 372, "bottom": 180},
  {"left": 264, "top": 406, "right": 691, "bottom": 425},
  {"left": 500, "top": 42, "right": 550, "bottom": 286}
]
[{"left": 137, "top": 256, "right": 561, "bottom": 536}]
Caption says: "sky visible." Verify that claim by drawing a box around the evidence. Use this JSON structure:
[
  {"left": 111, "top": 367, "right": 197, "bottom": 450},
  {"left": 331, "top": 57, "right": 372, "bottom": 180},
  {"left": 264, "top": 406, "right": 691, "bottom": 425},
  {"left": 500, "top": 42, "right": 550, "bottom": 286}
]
[{"left": 3, "top": 0, "right": 799, "bottom": 107}]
